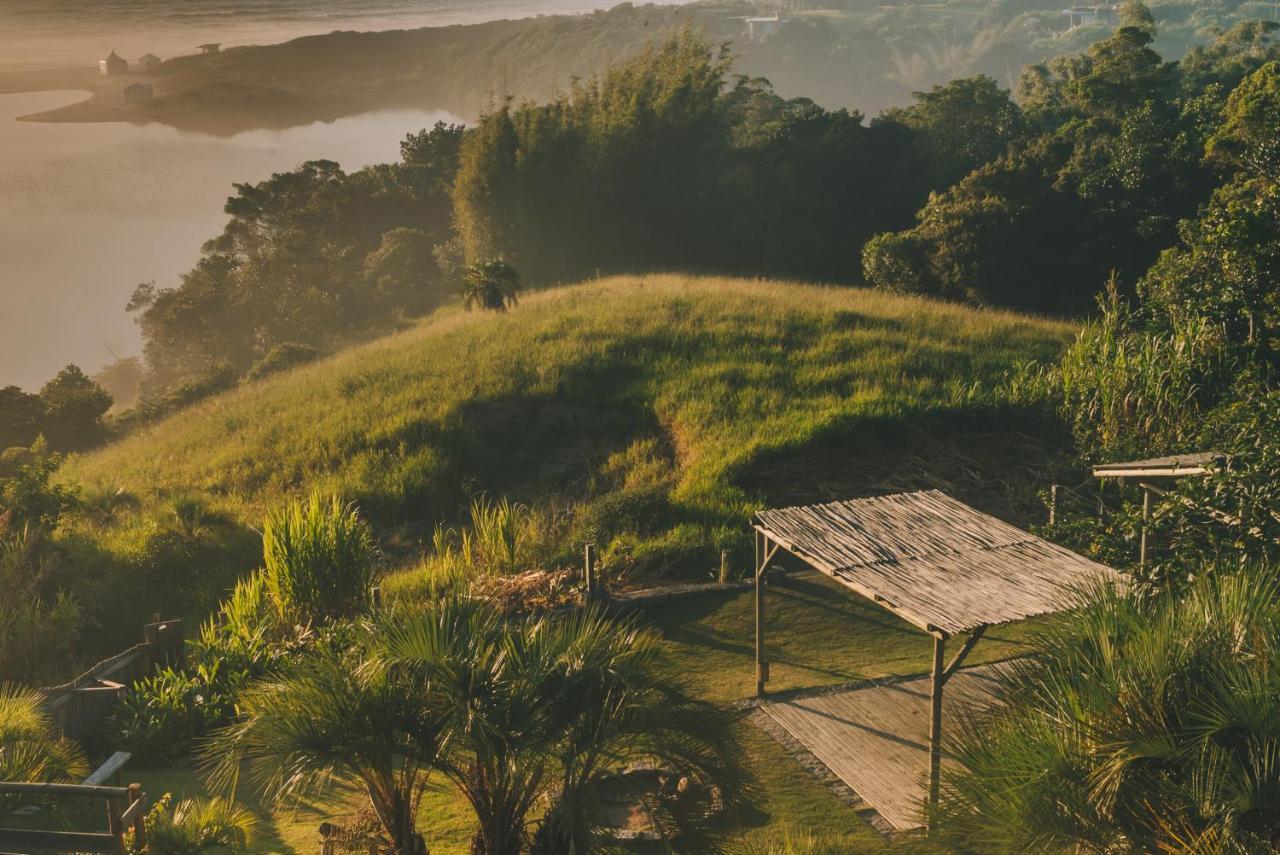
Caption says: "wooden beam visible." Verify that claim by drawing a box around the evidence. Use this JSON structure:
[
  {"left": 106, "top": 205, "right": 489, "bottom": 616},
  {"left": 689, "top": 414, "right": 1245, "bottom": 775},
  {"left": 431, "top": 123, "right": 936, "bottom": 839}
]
[
  {"left": 941, "top": 625, "right": 986, "bottom": 684},
  {"left": 755, "top": 532, "right": 770, "bottom": 697},
  {"left": 1139, "top": 486, "right": 1152, "bottom": 568},
  {"left": 82, "top": 752, "right": 132, "bottom": 783},
  {"left": 927, "top": 633, "right": 946, "bottom": 831},
  {"left": 0, "top": 782, "right": 129, "bottom": 798}
]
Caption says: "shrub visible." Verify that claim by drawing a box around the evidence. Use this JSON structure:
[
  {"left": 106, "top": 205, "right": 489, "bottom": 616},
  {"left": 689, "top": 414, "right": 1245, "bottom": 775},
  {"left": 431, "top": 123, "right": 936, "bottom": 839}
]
[
  {"left": 127, "top": 793, "right": 256, "bottom": 854},
  {"left": 0, "top": 511, "right": 82, "bottom": 685},
  {"left": 110, "top": 663, "right": 241, "bottom": 765},
  {"left": 262, "top": 493, "right": 378, "bottom": 626},
  {"left": 245, "top": 343, "right": 323, "bottom": 382},
  {"left": 937, "top": 567, "right": 1280, "bottom": 851},
  {"left": 1054, "top": 281, "right": 1235, "bottom": 460}
]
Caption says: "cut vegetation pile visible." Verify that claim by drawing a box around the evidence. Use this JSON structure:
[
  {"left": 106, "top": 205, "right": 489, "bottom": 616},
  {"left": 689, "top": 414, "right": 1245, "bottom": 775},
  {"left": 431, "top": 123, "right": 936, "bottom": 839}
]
[{"left": 62, "top": 275, "right": 1075, "bottom": 650}]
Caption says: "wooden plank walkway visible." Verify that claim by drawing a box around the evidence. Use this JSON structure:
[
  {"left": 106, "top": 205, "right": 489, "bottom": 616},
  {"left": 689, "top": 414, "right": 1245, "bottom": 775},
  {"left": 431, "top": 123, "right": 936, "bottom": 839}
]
[{"left": 757, "top": 663, "right": 1006, "bottom": 832}]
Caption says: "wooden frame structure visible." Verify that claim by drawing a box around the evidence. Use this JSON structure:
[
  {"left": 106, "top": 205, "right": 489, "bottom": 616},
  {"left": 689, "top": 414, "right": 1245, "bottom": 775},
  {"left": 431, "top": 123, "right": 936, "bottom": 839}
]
[
  {"left": 1091, "top": 452, "right": 1221, "bottom": 567},
  {"left": 751, "top": 490, "right": 1120, "bottom": 827},
  {"left": 0, "top": 753, "right": 146, "bottom": 853}
]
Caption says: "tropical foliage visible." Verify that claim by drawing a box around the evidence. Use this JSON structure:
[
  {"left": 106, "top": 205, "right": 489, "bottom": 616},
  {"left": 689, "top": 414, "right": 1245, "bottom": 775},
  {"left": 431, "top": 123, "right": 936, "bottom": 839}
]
[
  {"left": 127, "top": 793, "right": 257, "bottom": 855},
  {"left": 0, "top": 683, "right": 87, "bottom": 812},
  {"left": 937, "top": 567, "right": 1280, "bottom": 852},
  {"left": 205, "top": 599, "right": 741, "bottom": 855}
]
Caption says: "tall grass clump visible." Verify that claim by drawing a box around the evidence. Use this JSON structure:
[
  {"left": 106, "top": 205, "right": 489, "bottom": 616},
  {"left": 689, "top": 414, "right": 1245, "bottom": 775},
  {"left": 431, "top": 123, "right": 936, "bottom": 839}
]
[
  {"left": 388, "top": 495, "right": 569, "bottom": 601},
  {"left": 262, "top": 492, "right": 377, "bottom": 626},
  {"left": 936, "top": 566, "right": 1280, "bottom": 852},
  {"left": 1054, "top": 282, "right": 1236, "bottom": 460}
]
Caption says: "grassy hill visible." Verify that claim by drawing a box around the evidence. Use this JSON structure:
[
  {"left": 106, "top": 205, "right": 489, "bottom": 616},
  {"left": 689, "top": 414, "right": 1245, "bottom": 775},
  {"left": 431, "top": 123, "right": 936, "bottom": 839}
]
[{"left": 62, "top": 274, "right": 1075, "bottom": 651}]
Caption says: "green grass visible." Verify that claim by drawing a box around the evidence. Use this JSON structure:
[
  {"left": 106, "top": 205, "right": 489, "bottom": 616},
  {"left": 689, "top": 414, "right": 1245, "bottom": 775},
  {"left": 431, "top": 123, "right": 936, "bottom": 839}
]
[
  {"left": 61, "top": 274, "right": 1074, "bottom": 650},
  {"left": 646, "top": 571, "right": 1044, "bottom": 705}
]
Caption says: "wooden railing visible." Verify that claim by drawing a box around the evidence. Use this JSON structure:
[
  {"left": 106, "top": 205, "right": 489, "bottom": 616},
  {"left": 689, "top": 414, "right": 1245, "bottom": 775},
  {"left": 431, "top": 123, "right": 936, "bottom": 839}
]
[
  {"left": 42, "top": 617, "right": 183, "bottom": 742},
  {"left": 0, "top": 753, "right": 146, "bottom": 854}
]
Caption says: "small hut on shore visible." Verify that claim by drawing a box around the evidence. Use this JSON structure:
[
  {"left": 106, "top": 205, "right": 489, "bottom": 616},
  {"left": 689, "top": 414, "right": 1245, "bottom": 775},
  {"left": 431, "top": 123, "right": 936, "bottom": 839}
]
[
  {"left": 137, "top": 53, "right": 162, "bottom": 70},
  {"left": 197, "top": 43, "right": 221, "bottom": 55},
  {"left": 99, "top": 51, "right": 127, "bottom": 75}
]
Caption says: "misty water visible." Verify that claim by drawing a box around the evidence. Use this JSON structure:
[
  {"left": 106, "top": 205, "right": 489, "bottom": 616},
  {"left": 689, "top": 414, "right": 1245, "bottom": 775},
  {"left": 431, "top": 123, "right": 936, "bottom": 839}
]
[
  {"left": 0, "top": 89, "right": 459, "bottom": 390},
  {"left": 0, "top": 0, "right": 645, "bottom": 71}
]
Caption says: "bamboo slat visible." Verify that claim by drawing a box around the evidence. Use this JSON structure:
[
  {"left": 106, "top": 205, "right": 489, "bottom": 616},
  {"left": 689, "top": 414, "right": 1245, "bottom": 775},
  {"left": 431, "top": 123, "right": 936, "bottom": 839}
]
[{"left": 754, "top": 490, "right": 1120, "bottom": 634}]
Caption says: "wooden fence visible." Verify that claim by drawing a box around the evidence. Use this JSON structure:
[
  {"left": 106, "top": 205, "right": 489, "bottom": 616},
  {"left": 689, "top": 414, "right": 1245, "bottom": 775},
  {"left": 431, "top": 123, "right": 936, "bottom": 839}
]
[
  {"left": 0, "top": 752, "right": 146, "bottom": 854},
  {"left": 41, "top": 617, "right": 184, "bottom": 742}
]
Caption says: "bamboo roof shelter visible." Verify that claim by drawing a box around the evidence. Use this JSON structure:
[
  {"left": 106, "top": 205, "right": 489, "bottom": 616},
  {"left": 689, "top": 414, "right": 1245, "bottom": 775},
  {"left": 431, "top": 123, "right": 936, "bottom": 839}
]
[
  {"left": 1091, "top": 451, "right": 1222, "bottom": 567},
  {"left": 750, "top": 489, "right": 1121, "bottom": 826},
  {"left": 1091, "top": 451, "right": 1222, "bottom": 480}
]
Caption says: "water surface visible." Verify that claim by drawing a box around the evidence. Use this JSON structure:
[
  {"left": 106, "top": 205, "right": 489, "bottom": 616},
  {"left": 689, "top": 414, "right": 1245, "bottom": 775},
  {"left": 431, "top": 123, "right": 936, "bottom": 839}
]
[{"left": 0, "top": 89, "right": 459, "bottom": 389}]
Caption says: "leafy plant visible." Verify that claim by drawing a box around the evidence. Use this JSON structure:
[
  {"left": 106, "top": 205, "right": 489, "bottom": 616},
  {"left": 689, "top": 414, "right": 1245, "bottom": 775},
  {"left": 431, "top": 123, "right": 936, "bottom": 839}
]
[
  {"left": 126, "top": 793, "right": 257, "bottom": 854},
  {"left": 111, "top": 662, "right": 247, "bottom": 765},
  {"left": 0, "top": 683, "right": 87, "bottom": 812}
]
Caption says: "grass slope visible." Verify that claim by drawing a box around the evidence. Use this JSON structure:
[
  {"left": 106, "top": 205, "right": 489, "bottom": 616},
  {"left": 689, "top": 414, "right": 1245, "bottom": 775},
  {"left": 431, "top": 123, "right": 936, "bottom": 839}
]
[{"left": 64, "top": 274, "right": 1074, "bottom": 649}]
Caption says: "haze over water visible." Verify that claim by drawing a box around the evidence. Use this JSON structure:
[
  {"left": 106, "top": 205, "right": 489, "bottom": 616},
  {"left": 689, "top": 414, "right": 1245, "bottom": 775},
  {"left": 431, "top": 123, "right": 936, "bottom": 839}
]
[
  {"left": 0, "top": 89, "right": 462, "bottom": 390},
  {"left": 0, "top": 0, "right": 683, "bottom": 391},
  {"left": 0, "top": 0, "right": 634, "bottom": 71}
]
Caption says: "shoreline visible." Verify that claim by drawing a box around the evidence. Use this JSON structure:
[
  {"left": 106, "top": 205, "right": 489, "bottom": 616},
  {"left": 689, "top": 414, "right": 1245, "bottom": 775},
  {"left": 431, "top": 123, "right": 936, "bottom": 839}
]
[{"left": 0, "top": 3, "right": 726, "bottom": 135}]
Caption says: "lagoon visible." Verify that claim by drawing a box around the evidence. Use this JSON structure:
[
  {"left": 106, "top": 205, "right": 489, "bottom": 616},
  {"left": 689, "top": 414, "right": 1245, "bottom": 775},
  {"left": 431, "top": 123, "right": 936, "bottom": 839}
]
[{"left": 0, "top": 89, "right": 458, "bottom": 390}]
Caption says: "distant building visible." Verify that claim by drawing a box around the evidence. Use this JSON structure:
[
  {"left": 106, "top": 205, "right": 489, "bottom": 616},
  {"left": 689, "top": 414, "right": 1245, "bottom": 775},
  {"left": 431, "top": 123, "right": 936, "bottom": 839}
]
[
  {"left": 1064, "top": 5, "right": 1115, "bottom": 28},
  {"left": 99, "top": 50, "right": 127, "bottom": 75},
  {"left": 137, "top": 53, "right": 162, "bottom": 70},
  {"left": 123, "top": 83, "right": 153, "bottom": 104},
  {"left": 197, "top": 43, "right": 221, "bottom": 55},
  {"left": 745, "top": 13, "right": 785, "bottom": 41}
]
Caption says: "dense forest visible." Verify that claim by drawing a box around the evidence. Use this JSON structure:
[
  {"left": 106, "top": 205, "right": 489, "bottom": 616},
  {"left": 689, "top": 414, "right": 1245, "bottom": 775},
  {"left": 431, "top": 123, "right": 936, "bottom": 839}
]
[{"left": 101, "top": 9, "right": 1280, "bottom": 395}]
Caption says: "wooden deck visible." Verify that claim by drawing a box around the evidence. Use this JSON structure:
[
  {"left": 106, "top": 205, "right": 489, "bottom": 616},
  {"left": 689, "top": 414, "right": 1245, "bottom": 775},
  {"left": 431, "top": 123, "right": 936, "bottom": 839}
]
[{"left": 757, "top": 663, "right": 1006, "bottom": 832}]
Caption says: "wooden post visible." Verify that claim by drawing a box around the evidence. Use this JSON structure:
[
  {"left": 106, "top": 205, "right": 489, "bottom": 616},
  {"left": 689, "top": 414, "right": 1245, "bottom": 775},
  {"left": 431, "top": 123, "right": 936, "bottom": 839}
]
[
  {"left": 319, "top": 823, "right": 338, "bottom": 855},
  {"left": 106, "top": 793, "right": 124, "bottom": 852},
  {"left": 584, "top": 543, "right": 597, "bottom": 599},
  {"left": 1048, "top": 484, "right": 1058, "bottom": 526},
  {"left": 720, "top": 549, "right": 731, "bottom": 583},
  {"left": 127, "top": 783, "right": 145, "bottom": 851},
  {"left": 927, "top": 633, "right": 947, "bottom": 830},
  {"left": 1098, "top": 477, "right": 1106, "bottom": 517},
  {"left": 1139, "top": 486, "right": 1151, "bottom": 568},
  {"left": 755, "top": 531, "right": 767, "bottom": 697}
]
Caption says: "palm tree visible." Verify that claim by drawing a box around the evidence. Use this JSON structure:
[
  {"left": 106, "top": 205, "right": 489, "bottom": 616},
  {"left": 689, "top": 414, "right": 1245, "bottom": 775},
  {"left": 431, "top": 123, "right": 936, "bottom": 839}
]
[
  {"left": 207, "top": 600, "right": 742, "bottom": 855},
  {"left": 0, "top": 683, "right": 87, "bottom": 812},
  {"left": 934, "top": 567, "right": 1280, "bottom": 852},
  {"left": 460, "top": 260, "right": 521, "bottom": 313},
  {"left": 204, "top": 640, "right": 453, "bottom": 855}
]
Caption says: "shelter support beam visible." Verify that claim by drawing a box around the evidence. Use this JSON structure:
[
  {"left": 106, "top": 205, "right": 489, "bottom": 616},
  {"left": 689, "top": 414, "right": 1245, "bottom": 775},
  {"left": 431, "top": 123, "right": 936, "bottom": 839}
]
[
  {"left": 1140, "top": 486, "right": 1152, "bottom": 568},
  {"left": 928, "top": 633, "right": 946, "bottom": 829},
  {"left": 754, "top": 530, "right": 779, "bottom": 698}
]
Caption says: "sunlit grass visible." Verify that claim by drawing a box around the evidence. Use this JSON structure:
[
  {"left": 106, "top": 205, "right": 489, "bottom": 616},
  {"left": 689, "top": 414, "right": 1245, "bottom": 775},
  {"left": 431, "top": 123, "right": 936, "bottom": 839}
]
[{"left": 62, "top": 275, "right": 1075, "bottom": 646}]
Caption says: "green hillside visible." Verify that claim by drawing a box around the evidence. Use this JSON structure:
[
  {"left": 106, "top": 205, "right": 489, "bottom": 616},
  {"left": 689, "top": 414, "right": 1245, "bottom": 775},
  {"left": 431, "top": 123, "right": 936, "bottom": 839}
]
[{"left": 62, "top": 275, "right": 1075, "bottom": 649}]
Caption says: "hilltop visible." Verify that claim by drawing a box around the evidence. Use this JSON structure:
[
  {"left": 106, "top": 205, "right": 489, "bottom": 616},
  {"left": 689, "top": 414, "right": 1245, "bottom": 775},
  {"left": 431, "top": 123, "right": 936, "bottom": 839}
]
[{"left": 61, "top": 275, "right": 1075, "bottom": 650}]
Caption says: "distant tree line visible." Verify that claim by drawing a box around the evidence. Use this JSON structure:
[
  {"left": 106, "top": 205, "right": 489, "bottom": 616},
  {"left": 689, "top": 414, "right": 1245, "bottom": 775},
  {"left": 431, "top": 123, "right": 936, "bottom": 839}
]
[
  {"left": 1, "top": 366, "right": 112, "bottom": 454},
  {"left": 108, "top": 12, "right": 1280, "bottom": 421}
]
